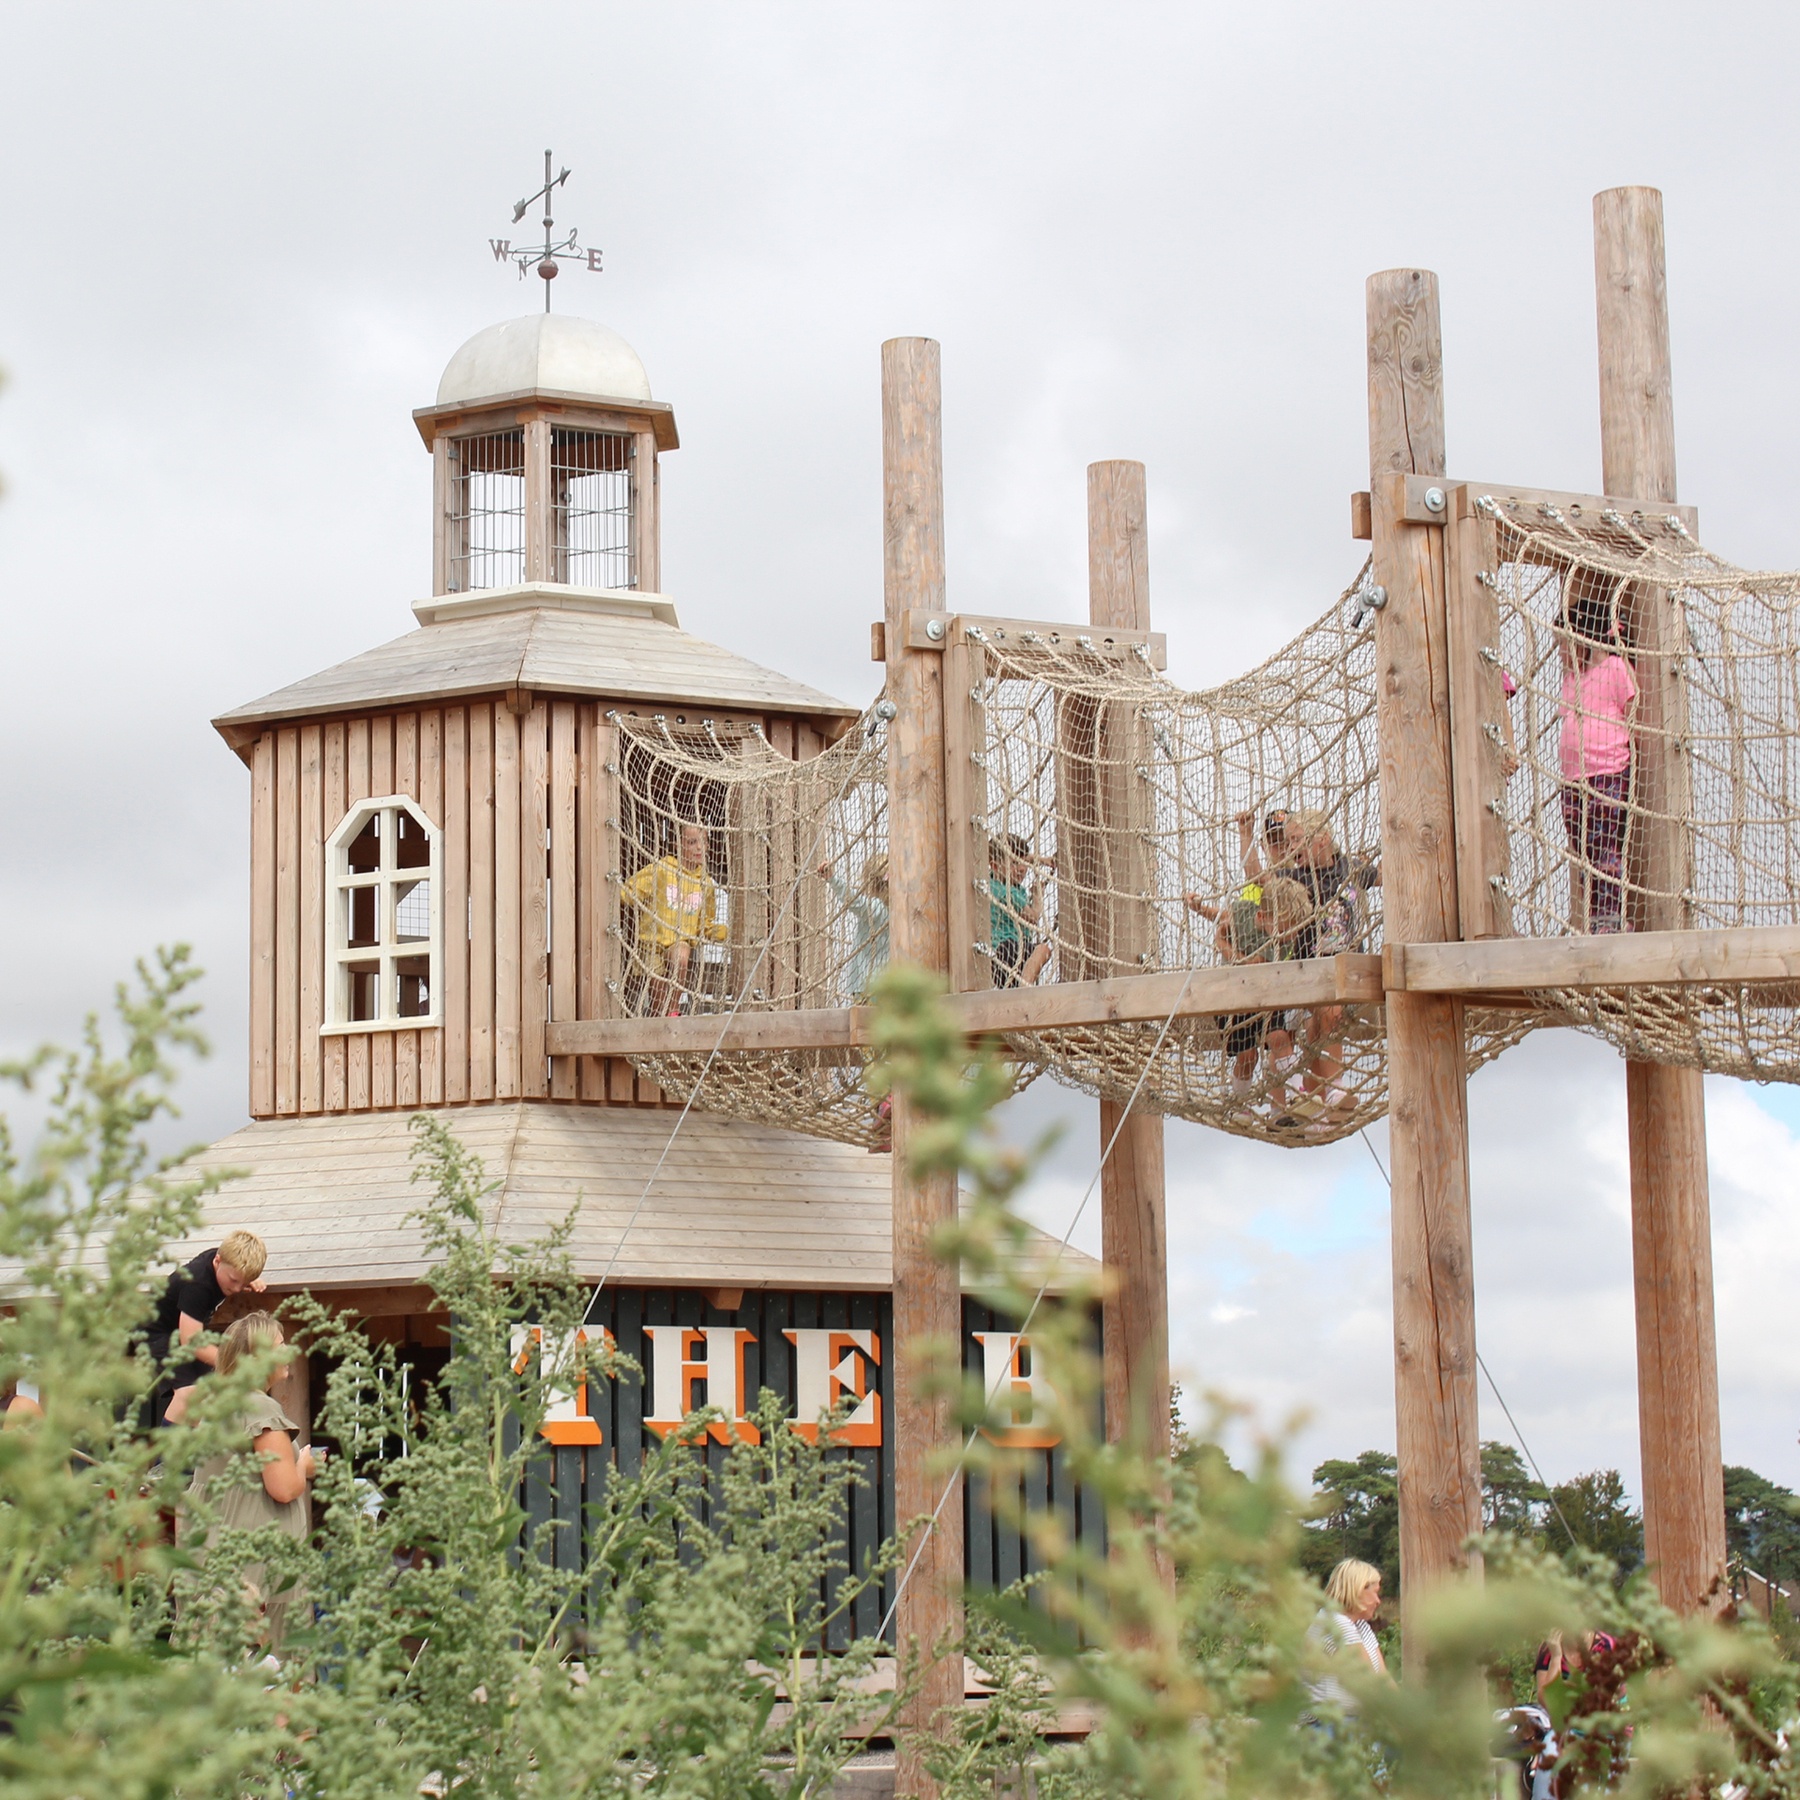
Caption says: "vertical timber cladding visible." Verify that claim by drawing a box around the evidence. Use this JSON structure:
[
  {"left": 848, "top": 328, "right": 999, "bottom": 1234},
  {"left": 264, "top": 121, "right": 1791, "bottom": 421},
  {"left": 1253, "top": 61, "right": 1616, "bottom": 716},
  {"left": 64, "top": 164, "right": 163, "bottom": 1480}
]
[
  {"left": 249, "top": 702, "right": 840, "bottom": 1119},
  {"left": 519, "top": 1289, "right": 1105, "bottom": 1644}
]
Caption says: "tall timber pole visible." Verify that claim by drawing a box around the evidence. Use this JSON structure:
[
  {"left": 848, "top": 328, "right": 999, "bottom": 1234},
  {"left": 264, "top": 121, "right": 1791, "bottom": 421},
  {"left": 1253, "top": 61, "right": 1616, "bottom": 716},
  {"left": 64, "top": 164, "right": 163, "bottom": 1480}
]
[
  {"left": 1367, "top": 269, "right": 1484, "bottom": 1656},
  {"left": 1086, "top": 459, "right": 1171, "bottom": 1464},
  {"left": 1593, "top": 186, "right": 1727, "bottom": 1617},
  {"left": 881, "top": 337, "right": 963, "bottom": 1794}
]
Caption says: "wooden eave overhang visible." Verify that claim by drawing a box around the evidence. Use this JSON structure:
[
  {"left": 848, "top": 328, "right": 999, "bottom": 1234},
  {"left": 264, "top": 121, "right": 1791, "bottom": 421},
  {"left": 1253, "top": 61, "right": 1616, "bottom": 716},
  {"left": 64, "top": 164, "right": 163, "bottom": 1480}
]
[
  {"left": 92, "top": 1104, "right": 1094, "bottom": 1298},
  {"left": 412, "top": 387, "right": 679, "bottom": 451}
]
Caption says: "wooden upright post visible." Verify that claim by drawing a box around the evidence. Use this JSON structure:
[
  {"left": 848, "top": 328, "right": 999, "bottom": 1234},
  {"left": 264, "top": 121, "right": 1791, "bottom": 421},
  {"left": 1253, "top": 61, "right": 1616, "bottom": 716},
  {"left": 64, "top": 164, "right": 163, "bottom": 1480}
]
[
  {"left": 1367, "top": 270, "right": 1483, "bottom": 1653},
  {"left": 881, "top": 337, "right": 963, "bottom": 1792},
  {"left": 1593, "top": 186, "right": 1726, "bottom": 1616},
  {"left": 1087, "top": 461, "right": 1170, "bottom": 1460}
]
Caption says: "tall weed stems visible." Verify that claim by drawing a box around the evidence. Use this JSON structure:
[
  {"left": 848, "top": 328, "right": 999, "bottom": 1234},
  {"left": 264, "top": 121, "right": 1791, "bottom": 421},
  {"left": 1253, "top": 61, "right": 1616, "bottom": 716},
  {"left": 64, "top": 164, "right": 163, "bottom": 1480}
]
[
  {"left": 3, "top": 951, "right": 1797, "bottom": 1796},
  {"left": 866, "top": 960, "right": 1800, "bottom": 1800}
]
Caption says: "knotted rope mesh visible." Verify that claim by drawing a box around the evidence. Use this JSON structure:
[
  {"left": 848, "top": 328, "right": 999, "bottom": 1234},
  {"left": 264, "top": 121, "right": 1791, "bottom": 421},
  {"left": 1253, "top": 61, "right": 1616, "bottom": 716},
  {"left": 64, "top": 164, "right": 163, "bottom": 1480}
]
[
  {"left": 1476, "top": 497, "right": 1800, "bottom": 1080},
  {"left": 609, "top": 574, "right": 1527, "bottom": 1150},
  {"left": 961, "top": 578, "right": 1528, "bottom": 1144},
  {"left": 610, "top": 712, "right": 898, "bottom": 1147},
  {"left": 609, "top": 516, "right": 1800, "bottom": 1150}
]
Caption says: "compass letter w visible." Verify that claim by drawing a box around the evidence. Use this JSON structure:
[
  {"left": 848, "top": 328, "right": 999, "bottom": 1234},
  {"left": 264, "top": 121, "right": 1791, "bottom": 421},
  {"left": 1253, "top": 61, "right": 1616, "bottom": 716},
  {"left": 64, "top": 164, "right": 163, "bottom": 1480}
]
[{"left": 489, "top": 239, "right": 512, "bottom": 261}]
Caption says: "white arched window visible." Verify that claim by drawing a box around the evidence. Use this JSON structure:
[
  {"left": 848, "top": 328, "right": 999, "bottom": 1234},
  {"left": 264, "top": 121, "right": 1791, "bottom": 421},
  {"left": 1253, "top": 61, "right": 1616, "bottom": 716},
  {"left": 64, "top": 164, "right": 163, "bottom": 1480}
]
[{"left": 323, "top": 796, "right": 442, "bottom": 1031}]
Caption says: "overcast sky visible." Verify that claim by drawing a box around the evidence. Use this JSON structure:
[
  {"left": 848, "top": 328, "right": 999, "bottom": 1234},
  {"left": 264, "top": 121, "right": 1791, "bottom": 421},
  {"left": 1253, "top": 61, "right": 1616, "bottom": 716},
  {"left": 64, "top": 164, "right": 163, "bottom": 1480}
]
[{"left": 3, "top": 2, "right": 1799, "bottom": 1502}]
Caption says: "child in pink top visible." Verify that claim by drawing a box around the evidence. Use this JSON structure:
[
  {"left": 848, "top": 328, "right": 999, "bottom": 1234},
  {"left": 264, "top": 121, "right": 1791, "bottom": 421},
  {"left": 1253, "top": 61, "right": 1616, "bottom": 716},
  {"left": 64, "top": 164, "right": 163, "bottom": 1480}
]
[{"left": 1558, "top": 586, "right": 1637, "bottom": 933}]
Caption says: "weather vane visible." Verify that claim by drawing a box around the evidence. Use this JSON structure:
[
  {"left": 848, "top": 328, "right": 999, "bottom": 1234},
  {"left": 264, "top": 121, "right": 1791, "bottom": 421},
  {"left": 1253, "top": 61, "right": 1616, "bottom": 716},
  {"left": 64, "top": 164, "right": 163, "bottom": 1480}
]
[{"left": 489, "top": 150, "right": 602, "bottom": 312}]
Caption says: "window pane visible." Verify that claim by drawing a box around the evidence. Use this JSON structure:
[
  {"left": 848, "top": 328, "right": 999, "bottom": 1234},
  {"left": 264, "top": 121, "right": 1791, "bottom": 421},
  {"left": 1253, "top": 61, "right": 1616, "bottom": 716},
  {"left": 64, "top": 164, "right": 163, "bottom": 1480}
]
[
  {"left": 396, "top": 955, "right": 431, "bottom": 1019},
  {"left": 395, "top": 809, "right": 431, "bottom": 870},
  {"left": 347, "top": 885, "right": 379, "bottom": 950},
  {"left": 395, "top": 878, "right": 431, "bottom": 943},
  {"left": 347, "top": 962, "right": 380, "bottom": 1023},
  {"left": 348, "top": 813, "right": 381, "bottom": 873}
]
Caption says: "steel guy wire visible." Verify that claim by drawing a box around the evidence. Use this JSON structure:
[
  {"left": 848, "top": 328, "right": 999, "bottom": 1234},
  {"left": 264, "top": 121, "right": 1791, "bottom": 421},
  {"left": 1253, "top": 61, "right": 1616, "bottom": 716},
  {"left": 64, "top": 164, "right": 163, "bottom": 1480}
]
[
  {"left": 1356, "top": 1129, "right": 1580, "bottom": 1551},
  {"left": 873, "top": 961, "right": 1199, "bottom": 1647}
]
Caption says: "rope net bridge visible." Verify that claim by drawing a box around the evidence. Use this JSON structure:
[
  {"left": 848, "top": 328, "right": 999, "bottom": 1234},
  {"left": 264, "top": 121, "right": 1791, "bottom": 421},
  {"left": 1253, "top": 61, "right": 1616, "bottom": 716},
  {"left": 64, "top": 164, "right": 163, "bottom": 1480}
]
[
  {"left": 1463, "top": 495, "right": 1800, "bottom": 1081},
  {"left": 586, "top": 503, "right": 1800, "bottom": 1147}
]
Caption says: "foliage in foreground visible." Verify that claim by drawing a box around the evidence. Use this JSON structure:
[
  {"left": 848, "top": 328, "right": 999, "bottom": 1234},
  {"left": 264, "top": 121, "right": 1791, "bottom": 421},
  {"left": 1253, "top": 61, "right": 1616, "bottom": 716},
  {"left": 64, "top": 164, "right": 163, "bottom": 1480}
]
[
  {"left": 867, "top": 958, "right": 1800, "bottom": 1799},
  {"left": 0, "top": 947, "right": 289, "bottom": 1798},
  {"left": 277, "top": 1117, "right": 901, "bottom": 1798},
  {"left": 0, "top": 951, "right": 900, "bottom": 1798},
  {"left": 7, "top": 951, "right": 1800, "bottom": 1799}
]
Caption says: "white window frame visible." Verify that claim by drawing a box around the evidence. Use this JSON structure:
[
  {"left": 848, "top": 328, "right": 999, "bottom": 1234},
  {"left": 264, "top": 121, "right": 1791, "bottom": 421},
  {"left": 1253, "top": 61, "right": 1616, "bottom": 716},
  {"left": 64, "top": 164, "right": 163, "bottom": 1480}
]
[{"left": 322, "top": 795, "right": 443, "bottom": 1033}]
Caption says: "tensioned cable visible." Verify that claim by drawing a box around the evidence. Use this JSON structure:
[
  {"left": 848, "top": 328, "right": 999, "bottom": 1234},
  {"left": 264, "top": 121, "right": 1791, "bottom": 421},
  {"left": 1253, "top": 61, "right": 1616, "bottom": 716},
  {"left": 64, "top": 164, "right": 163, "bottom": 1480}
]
[
  {"left": 1356, "top": 1129, "right": 1579, "bottom": 1551},
  {"left": 873, "top": 962, "right": 1199, "bottom": 1647},
  {"left": 582, "top": 707, "right": 891, "bottom": 1326},
  {"left": 578, "top": 691, "right": 1192, "bottom": 1634}
]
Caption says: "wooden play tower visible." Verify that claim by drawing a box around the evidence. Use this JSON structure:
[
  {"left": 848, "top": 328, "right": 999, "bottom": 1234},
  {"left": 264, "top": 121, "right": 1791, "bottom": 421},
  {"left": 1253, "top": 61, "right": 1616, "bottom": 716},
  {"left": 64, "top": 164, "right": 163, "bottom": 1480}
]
[
  {"left": 552, "top": 186, "right": 1759, "bottom": 1727},
  {"left": 174, "top": 184, "right": 1791, "bottom": 1795}
]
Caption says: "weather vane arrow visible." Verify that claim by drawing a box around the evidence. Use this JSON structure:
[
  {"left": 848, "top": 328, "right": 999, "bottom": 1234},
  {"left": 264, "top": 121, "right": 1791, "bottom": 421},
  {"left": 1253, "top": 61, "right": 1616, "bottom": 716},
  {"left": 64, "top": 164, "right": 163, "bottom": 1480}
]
[{"left": 487, "top": 150, "right": 602, "bottom": 312}]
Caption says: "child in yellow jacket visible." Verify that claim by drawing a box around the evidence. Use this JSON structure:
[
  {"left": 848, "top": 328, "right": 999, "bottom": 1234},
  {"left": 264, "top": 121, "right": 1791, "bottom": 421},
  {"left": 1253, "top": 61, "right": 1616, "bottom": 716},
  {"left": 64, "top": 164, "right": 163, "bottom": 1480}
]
[{"left": 621, "top": 824, "right": 728, "bottom": 1016}]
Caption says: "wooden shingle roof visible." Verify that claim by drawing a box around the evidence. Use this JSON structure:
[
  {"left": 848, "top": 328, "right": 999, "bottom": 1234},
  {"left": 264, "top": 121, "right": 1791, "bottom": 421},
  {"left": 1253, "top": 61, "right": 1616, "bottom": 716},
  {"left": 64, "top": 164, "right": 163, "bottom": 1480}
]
[
  {"left": 156, "top": 1104, "right": 1095, "bottom": 1296},
  {"left": 213, "top": 591, "right": 859, "bottom": 735}
]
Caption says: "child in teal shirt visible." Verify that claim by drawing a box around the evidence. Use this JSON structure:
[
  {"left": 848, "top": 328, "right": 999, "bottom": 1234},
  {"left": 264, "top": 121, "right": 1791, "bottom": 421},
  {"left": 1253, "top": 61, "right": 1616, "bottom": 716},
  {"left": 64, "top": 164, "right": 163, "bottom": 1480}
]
[{"left": 989, "top": 834, "right": 1046, "bottom": 986}]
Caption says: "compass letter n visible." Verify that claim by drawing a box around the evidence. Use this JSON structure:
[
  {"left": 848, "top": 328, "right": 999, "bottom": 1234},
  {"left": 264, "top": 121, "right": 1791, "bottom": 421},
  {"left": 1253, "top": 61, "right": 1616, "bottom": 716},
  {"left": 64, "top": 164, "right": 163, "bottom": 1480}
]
[{"left": 489, "top": 239, "right": 512, "bottom": 261}]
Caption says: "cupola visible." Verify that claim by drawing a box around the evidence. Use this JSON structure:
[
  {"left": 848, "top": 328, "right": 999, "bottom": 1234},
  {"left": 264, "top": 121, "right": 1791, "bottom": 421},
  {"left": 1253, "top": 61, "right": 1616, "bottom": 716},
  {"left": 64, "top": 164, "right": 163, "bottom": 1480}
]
[{"left": 412, "top": 313, "right": 679, "bottom": 598}]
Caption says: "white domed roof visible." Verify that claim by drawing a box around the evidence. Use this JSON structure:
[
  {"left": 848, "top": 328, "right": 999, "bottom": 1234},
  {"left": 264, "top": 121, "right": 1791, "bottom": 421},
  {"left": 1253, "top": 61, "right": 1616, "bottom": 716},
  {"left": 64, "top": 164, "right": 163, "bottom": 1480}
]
[{"left": 436, "top": 313, "right": 653, "bottom": 407}]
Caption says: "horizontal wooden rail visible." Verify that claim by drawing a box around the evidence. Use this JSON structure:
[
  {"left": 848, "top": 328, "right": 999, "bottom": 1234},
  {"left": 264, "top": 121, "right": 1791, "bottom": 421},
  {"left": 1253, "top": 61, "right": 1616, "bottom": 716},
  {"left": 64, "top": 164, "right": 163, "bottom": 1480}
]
[
  {"left": 957, "top": 954, "right": 1383, "bottom": 1030},
  {"left": 548, "top": 1008, "right": 870, "bottom": 1057},
  {"left": 545, "top": 954, "right": 1384, "bottom": 1057},
  {"left": 1388, "top": 924, "right": 1800, "bottom": 993},
  {"left": 545, "top": 926, "right": 1800, "bottom": 1059}
]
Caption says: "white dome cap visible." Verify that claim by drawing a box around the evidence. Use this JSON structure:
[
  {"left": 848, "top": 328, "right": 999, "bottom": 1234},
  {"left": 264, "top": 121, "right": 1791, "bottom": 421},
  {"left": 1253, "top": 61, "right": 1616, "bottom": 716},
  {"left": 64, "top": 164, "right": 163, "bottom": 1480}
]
[{"left": 436, "top": 313, "right": 653, "bottom": 407}]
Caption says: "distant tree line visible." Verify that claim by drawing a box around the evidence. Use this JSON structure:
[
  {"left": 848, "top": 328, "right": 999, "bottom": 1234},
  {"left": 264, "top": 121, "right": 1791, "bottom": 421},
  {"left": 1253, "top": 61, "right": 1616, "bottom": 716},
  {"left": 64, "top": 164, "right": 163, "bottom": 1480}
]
[{"left": 1299, "top": 1443, "right": 1800, "bottom": 1599}]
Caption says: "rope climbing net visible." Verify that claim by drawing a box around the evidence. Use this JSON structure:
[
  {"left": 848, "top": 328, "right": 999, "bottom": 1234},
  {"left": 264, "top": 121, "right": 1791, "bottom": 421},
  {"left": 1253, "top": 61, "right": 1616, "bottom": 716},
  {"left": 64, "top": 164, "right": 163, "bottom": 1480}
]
[
  {"left": 1475, "top": 496, "right": 1800, "bottom": 1080},
  {"left": 959, "top": 573, "right": 1529, "bottom": 1144},
  {"left": 609, "top": 711, "right": 899, "bottom": 1147},
  {"left": 607, "top": 510, "right": 1800, "bottom": 1150}
]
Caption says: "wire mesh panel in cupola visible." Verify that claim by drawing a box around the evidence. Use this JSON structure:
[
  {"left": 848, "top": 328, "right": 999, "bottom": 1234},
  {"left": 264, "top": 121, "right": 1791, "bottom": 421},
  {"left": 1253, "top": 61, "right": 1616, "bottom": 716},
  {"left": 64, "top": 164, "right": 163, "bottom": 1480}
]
[
  {"left": 551, "top": 428, "right": 634, "bottom": 589},
  {"left": 447, "top": 430, "right": 526, "bottom": 592}
]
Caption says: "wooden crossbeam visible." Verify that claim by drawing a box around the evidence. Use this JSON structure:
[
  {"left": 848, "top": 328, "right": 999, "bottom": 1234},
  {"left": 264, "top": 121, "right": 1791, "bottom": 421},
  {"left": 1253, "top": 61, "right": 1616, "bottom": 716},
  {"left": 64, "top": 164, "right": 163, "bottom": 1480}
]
[
  {"left": 899, "top": 609, "right": 1170, "bottom": 669},
  {"left": 1388, "top": 923, "right": 1800, "bottom": 993},
  {"left": 545, "top": 953, "right": 1384, "bottom": 1057},
  {"left": 1388, "top": 472, "right": 1701, "bottom": 536},
  {"left": 548, "top": 1008, "right": 867, "bottom": 1057},
  {"left": 546, "top": 924, "right": 1800, "bottom": 1061}
]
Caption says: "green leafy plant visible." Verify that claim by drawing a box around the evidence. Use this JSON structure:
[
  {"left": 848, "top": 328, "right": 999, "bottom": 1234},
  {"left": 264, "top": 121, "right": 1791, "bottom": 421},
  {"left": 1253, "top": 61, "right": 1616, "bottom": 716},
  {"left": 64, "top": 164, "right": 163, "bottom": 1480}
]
[
  {"left": 268, "top": 1117, "right": 908, "bottom": 1797},
  {"left": 1, "top": 956, "right": 906, "bottom": 1799},
  {"left": 868, "top": 959, "right": 1800, "bottom": 1799},
  {"left": 0, "top": 947, "right": 289, "bottom": 1798}
]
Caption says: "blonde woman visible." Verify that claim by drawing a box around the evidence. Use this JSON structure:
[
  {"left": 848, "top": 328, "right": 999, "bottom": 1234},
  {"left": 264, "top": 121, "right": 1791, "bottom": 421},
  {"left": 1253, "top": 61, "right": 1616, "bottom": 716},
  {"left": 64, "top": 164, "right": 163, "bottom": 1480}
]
[
  {"left": 1324, "top": 1557, "right": 1387, "bottom": 1672},
  {"left": 1304, "top": 1557, "right": 1390, "bottom": 1720},
  {"left": 184, "top": 1311, "right": 317, "bottom": 1650}
]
